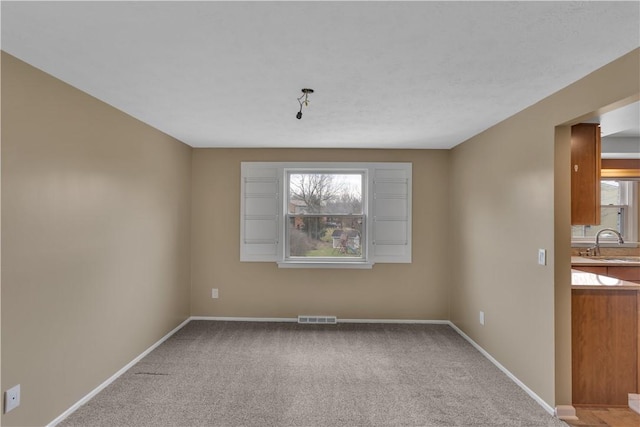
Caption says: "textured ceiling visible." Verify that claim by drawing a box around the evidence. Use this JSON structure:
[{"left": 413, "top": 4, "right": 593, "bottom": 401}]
[
  {"left": 2, "top": 1, "right": 639, "bottom": 149},
  {"left": 599, "top": 101, "right": 640, "bottom": 138}
]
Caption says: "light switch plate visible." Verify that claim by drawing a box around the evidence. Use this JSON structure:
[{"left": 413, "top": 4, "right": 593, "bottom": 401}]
[{"left": 538, "top": 249, "right": 546, "bottom": 266}]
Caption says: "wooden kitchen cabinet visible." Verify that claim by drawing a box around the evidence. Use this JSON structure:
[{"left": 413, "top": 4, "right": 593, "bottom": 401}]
[
  {"left": 572, "top": 289, "right": 639, "bottom": 406},
  {"left": 601, "top": 159, "right": 640, "bottom": 179},
  {"left": 608, "top": 266, "right": 640, "bottom": 283},
  {"left": 572, "top": 265, "right": 607, "bottom": 275},
  {"left": 571, "top": 123, "right": 601, "bottom": 225}
]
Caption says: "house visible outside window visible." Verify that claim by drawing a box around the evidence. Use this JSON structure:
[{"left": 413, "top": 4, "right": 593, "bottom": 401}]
[
  {"left": 572, "top": 180, "right": 638, "bottom": 242},
  {"left": 240, "top": 162, "right": 412, "bottom": 268},
  {"left": 286, "top": 172, "right": 364, "bottom": 260}
]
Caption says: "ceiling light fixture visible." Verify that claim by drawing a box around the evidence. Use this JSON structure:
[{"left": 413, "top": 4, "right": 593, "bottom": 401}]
[{"left": 296, "top": 88, "right": 314, "bottom": 120}]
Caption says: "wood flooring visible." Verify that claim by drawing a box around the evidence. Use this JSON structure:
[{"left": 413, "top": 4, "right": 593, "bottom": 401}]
[{"left": 563, "top": 407, "right": 640, "bottom": 427}]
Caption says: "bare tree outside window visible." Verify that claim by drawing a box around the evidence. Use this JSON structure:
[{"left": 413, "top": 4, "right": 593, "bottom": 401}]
[
  {"left": 287, "top": 173, "right": 364, "bottom": 258},
  {"left": 289, "top": 173, "right": 362, "bottom": 214}
]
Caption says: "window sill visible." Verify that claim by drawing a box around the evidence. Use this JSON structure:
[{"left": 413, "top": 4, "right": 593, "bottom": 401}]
[{"left": 277, "top": 261, "right": 374, "bottom": 269}]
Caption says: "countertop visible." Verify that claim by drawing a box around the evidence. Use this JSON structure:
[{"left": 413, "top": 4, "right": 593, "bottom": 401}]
[
  {"left": 571, "top": 255, "right": 640, "bottom": 267},
  {"left": 571, "top": 269, "right": 640, "bottom": 290}
]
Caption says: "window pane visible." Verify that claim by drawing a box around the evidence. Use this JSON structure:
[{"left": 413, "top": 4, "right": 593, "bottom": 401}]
[
  {"left": 288, "top": 173, "right": 363, "bottom": 214},
  {"left": 601, "top": 181, "right": 621, "bottom": 205},
  {"left": 571, "top": 180, "right": 630, "bottom": 239},
  {"left": 287, "top": 216, "right": 364, "bottom": 258},
  {"left": 571, "top": 207, "right": 624, "bottom": 238}
]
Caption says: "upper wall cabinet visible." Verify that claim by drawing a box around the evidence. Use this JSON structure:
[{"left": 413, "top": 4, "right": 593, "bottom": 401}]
[
  {"left": 601, "top": 159, "right": 640, "bottom": 179},
  {"left": 571, "top": 123, "right": 601, "bottom": 225}
]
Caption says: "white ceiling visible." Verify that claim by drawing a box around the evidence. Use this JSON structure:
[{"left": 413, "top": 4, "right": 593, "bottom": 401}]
[
  {"left": 599, "top": 101, "right": 640, "bottom": 138},
  {"left": 599, "top": 101, "right": 640, "bottom": 159},
  {"left": 2, "top": 1, "right": 639, "bottom": 149}
]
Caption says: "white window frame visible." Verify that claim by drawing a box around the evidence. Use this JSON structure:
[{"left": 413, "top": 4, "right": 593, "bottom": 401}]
[
  {"left": 241, "top": 162, "right": 412, "bottom": 268},
  {"left": 284, "top": 168, "right": 367, "bottom": 264},
  {"left": 571, "top": 180, "right": 638, "bottom": 246}
]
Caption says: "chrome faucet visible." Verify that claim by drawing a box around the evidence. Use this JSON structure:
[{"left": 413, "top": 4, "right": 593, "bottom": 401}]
[{"left": 593, "top": 228, "right": 624, "bottom": 256}]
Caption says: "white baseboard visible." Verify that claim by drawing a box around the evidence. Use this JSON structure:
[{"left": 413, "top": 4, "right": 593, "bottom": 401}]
[
  {"left": 340, "top": 318, "right": 450, "bottom": 324},
  {"left": 190, "top": 316, "right": 298, "bottom": 322},
  {"left": 190, "top": 316, "right": 449, "bottom": 324},
  {"left": 47, "top": 317, "right": 191, "bottom": 427},
  {"left": 447, "top": 322, "right": 556, "bottom": 416},
  {"left": 554, "top": 405, "right": 578, "bottom": 420},
  {"left": 630, "top": 393, "right": 640, "bottom": 414}
]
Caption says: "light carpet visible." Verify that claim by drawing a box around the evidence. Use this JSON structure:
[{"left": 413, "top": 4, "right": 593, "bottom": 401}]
[{"left": 59, "top": 321, "right": 567, "bottom": 426}]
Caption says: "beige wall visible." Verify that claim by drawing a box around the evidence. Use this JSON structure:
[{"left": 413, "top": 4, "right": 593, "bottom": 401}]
[
  {"left": 450, "top": 48, "right": 639, "bottom": 407},
  {"left": 191, "top": 148, "right": 451, "bottom": 320},
  {"left": 1, "top": 52, "right": 192, "bottom": 426}
]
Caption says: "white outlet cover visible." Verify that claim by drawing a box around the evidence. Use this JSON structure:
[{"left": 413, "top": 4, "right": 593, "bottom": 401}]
[
  {"left": 479, "top": 311, "right": 485, "bottom": 326},
  {"left": 211, "top": 288, "right": 219, "bottom": 299},
  {"left": 4, "top": 384, "right": 20, "bottom": 413}
]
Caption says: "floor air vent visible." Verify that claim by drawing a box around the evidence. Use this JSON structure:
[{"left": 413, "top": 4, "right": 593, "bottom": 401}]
[{"left": 297, "top": 315, "right": 338, "bottom": 324}]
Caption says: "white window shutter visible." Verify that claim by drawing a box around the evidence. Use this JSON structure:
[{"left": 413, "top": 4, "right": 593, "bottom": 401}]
[
  {"left": 371, "top": 164, "right": 412, "bottom": 263},
  {"left": 240, "top": 163, "right": 281, "bottom": 261}
]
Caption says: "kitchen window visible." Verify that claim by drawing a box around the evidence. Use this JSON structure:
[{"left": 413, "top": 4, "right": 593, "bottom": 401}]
[
  {"left": 240, "top": 162, "right": 412, "bottom": 268},
  {"left": 571, "top": 180, "right": 638, "bottom": 243}
]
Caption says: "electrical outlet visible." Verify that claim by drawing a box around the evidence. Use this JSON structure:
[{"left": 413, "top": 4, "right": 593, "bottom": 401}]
[
  {"left": 479, "top": 311, "right": 485, "bottom": 326},
  {"left": 211, "top": 288, "right": 218, "bottom": 299},
  {"left": 538, "top": 249, "right": 546, "bottom": 266},
  {"left": 4, "top": 384, "right": 20, "bottom": 413}
]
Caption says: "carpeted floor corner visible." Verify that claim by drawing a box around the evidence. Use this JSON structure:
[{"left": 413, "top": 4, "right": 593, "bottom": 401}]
[{"left": 59, "top": 321, "right": 567, "bottom": 427}]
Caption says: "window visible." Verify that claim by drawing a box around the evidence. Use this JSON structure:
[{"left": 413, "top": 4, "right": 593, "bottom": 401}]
[
  {"left": 241, "top": 162, "right": 412, "bottom": 268},
  {"left": 572, "top": 180, "right": 638, "bottom": 242},
  {"left": 287, "top": 172, "right": 365, "bottom": 261}
]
